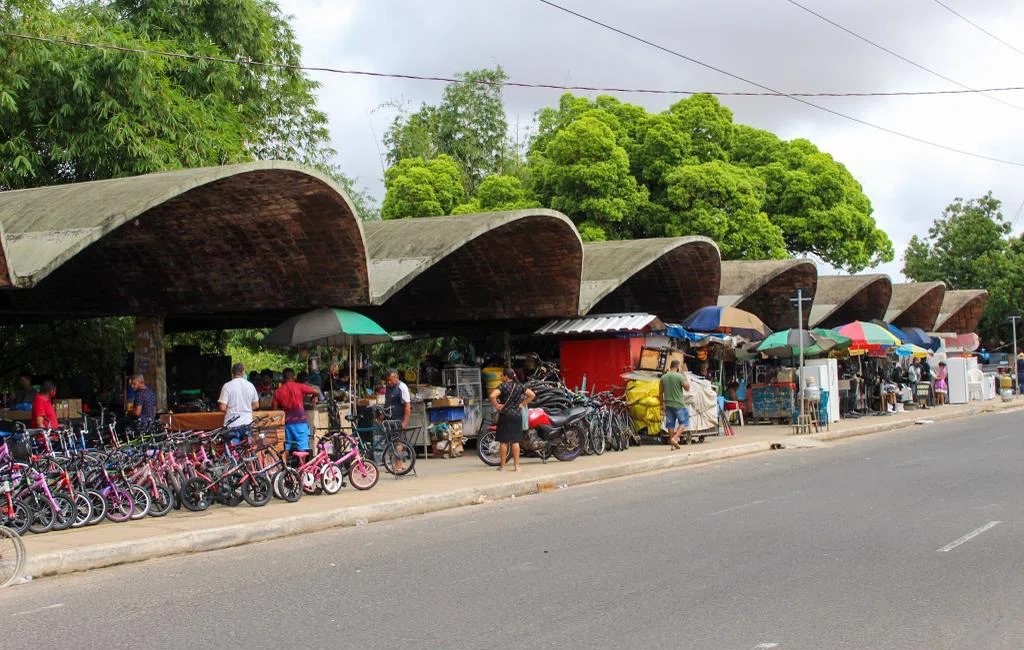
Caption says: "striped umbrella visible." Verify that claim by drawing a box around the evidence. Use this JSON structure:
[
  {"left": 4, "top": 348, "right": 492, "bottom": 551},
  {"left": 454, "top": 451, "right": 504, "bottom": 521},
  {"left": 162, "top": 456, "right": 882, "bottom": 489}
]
[
  {"left": 681, "top": 306, "right": 773, "bottom": 341},
  {"left": 833, "top": 321, "right": 902, "bottom": 354}
]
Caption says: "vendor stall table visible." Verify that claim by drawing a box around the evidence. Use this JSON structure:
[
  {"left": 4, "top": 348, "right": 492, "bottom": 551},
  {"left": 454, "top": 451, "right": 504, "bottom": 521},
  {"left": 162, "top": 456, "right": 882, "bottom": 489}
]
[
  {"left": 161, "top": 410, "right": 286, "bottom": 449},
  {"left": 750, "top": 383, "right": 797, "bottom": 424}
]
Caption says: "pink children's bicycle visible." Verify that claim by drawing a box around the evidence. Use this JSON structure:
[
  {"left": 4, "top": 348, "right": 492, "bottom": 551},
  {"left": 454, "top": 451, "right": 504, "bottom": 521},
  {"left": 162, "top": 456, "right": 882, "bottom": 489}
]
[{"left": 294, "top": 431, "right": 379, "bottom": 494}]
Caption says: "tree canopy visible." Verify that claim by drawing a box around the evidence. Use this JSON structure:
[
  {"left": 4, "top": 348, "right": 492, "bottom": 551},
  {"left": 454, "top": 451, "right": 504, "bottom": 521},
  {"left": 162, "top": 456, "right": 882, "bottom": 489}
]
[{"left": 903, "top": 192, "right": 1022, "bottom": 343}]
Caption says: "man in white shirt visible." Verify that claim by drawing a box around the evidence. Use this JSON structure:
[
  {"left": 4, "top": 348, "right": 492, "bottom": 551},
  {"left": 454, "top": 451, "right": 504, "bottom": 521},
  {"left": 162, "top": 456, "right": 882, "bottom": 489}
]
[{"left": 218, "top": 363, "right": 259, "bottom": 430}]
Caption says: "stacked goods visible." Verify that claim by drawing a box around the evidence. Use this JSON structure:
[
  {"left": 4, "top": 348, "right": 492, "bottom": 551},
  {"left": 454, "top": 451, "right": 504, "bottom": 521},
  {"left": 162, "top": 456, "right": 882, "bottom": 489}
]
[
  {"left": 626, "top": 379, "right": 662, "bottom": 436},
  {"left": 525, "top": 380, "right": 574, "bottom": 411},
  {"left": 482, "top": 367, "right": 504, "bottom": 396}
]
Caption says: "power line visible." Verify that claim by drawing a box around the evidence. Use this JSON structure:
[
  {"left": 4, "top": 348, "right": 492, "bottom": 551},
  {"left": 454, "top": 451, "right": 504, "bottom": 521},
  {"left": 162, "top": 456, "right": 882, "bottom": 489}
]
[
  {"left": 783, "top": 0, "right": 1024, "bottom": 112},
  {"left": 930, "top": 0, "right": 1024, "bottom": 58},
  {"left": 8, "top": 30, "right": 1024, "bottom": 100},
  {"left": 536, "top": 0, "right": 1024, "bottom": 168}
]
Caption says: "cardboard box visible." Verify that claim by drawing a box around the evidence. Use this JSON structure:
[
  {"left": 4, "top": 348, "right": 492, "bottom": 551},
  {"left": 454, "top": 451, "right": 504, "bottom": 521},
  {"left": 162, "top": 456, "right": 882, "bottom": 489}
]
[
  {"left": 776, "top": 368, "right": 796, "bottom": 383},
  {"left": 428, "top": 397, "right": 463, "bottom": 408}
]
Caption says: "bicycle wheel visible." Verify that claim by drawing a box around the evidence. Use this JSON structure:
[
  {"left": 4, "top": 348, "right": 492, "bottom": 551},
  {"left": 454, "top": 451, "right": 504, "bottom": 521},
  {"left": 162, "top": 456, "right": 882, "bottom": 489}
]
[
  {"left": 0, "top": 526, "right": 26, "bottom": 588},
  {"left": 128, "top": 485, "right": 151, "bottom": 520},
  {"left": 348, "top": 460, "right": 379, "bottom": 491},
  {"left": 70, "top": 491, "right": 93, "bottom": 528},
  {"left": 27, "top": 494, "right": 56, "bottom": 534},
  {"left": 104, "top": 488, "right": 134, "bottom": 523},
  {"left": 590, "top": 422, "right": 606, "bottom": 456},
  {"left": 50, "top": 493, "right": 76, "bottom": 531},
  {"left": 180, "top": 477, "right": 211, "bottom": 512},
  {"left": 274, "top": 468, "right": 302, "bottom": 503},
  {"left": 148, "top": 484, "right": 174, "bottom": 517},
  {"left": 242, "top": 475, "right": 272, "bottom": 507},
  {"left": 86, "top": 490, "right": 107, "bottom": 525},
  {"left": 300, "top": 468, "right": 321, "bottom": 495},
  {"left": 1, "top": 497, "right": 33, "bottom": 536},
  {"left": 382, "top": 439, "right": 415, "bottom": 476},
  {"left": 476, "top": 431, "right": 510, "bottom": 467},
  {"left": 319, "top": 465, "right": 344, "bottom": 495}
]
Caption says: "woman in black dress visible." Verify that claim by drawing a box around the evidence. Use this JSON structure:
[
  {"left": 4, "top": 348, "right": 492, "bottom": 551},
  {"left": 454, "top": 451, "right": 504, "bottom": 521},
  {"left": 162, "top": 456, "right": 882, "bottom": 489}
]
[{"left": 489, "top": 368, "right": 535, "bottom": 471}]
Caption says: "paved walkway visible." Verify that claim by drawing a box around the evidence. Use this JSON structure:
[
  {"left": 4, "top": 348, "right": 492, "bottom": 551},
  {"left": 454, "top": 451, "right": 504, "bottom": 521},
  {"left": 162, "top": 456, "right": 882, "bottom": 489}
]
[{"left": 16, "top": 397, "right": 1024, "bottom": 579}]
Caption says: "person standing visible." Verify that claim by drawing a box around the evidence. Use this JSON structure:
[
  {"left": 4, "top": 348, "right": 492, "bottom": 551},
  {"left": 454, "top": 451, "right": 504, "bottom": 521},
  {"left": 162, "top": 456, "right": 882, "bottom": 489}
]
[
  {"left": 272, "top": 368, "right": 320, "bottom": 465},
  {"left": 13, "top": 372, "right": 35, "bottom": 409},
  {"left": 933, "top": 361, "right": 948, "bottom": 406},
  {"left": 659, "top": 359, "right": 691, "bottom": 449},
  {"left": 919, "top": 359, "right": 933, "bottom": 407},
  {"left": 381, "top": 370, "right": 412, "bottom": 469},
  {"left": 129, "top": 374, "right": 158, "bottom": 430},
  {"left": 489, "top": 368, "right": 534, "bottom": 471},
  {"left": 218, "top": 363, "right": 259, "bottom": 433},
  {"left": 31, "top": 380, "right": 59, "bottom": 429},
  {"left": 1017, "top": 353, "right": 1024, "bottom": 394}
]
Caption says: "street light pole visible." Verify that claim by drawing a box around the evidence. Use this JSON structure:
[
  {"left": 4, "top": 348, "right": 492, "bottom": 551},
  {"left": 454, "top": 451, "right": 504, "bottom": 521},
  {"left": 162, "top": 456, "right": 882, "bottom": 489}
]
[{"left": 1011, "top": 314, "right": 1021, "bottom": 394}]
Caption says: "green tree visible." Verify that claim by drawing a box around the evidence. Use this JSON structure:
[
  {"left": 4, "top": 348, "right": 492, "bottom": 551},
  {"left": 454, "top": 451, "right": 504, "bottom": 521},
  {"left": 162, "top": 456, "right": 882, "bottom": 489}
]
[
  {"left": 663, "top": 161, "right": 787, "bottom": 259},
  {"left": 528, "top": 115, "right": 647, "bottom": 240},
  {"left": 381, "top": 155, "right": 466, "bottom": 219},
  {"left": 383, "top": 67, "right": 510, "bottom": 191},
  {"left": 451, "top": 174, "right": 540, "bottom": 214},
  {"left": 666, "top": 94, "right": 734, "bottom": 163},
  {"left": 903, "top": 193, "right": 1019, "bottom": 342},
  {"left": 1, "top": 0, "right": 337, "bottom": 189}
]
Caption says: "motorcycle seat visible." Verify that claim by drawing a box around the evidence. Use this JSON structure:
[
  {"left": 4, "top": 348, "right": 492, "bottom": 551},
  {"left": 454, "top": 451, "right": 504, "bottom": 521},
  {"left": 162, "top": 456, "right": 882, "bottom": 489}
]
[{"left": 545, "top": 406, "right": 590, "bottom": 428}]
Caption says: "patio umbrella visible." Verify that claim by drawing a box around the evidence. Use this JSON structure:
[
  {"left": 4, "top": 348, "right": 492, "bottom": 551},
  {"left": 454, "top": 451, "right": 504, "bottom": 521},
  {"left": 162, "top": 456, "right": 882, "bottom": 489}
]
[
  {"left": 265, "top": 308, "right": 391, "bottom": 347},
  {"left": 833, "top": 321, "right": 901, "bottom": 354},
  {"left": 899, "top": 326, "right": 936, "bottom": 349},
  {"left": 894, "top": 343, "right": 929, "bottom": 358},
  {"left": 753, "top": 328, "right": 852, "bottom": 358},
  {"left": 681, "top": 306, "right": 773, "bottom": 341}
]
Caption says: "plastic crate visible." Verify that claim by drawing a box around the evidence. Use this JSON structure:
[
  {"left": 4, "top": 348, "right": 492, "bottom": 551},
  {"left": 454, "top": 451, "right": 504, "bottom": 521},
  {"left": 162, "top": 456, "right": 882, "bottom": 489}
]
[{"left": 428, "top": 406, "right": 465, "bottom": 423}]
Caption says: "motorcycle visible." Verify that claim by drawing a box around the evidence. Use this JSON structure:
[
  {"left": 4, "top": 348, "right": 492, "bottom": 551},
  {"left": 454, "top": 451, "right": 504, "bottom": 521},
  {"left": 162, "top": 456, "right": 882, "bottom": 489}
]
[{"left": 477, "top": 405, "right": 589, "bottom": 465}]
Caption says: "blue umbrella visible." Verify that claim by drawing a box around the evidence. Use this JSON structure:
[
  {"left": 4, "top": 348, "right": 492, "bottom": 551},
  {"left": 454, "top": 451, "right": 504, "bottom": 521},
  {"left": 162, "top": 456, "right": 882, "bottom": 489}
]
[
  {"left": 901, "top": 326, "right": 936, "bottom": 349},
  {"left": 681, "top": 306, "right": 772, "bottom": 341}
]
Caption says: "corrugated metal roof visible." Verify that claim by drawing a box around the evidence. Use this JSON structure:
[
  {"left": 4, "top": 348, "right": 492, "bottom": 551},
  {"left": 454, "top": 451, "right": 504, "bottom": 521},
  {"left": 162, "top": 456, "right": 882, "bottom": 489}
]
[{"left": 535, "top": 313, "right": 663, "bottom": 336}]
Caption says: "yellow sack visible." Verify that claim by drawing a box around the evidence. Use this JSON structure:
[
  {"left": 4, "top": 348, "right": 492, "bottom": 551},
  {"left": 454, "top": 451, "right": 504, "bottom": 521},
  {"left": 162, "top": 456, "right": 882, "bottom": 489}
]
[{"left": 626, "top": 379, "right": 662, "bottom": 436}]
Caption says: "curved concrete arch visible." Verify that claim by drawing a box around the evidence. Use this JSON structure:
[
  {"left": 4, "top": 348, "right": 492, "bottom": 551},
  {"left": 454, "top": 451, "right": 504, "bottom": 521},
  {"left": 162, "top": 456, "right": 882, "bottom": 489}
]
[
  {"left": 934, "top": 289, "right": 988, "bottom": 334},
  {"left": 579, "top": 237, "right": 720, "bottom": 321},
  {"left": 0, "top": 161, "right": 369, "bottom": 318},
  {"left": 718, "top": 259, "right": 817, "bottom": 330},
  {"left": 884, "top": 282, "right": 945, "bottom": 331},
  {"left": 809, "top": 274, "right": 892, "bottom": 329},
  {"left": 365, "top": 209, "right": 583, "bottom": 328}
]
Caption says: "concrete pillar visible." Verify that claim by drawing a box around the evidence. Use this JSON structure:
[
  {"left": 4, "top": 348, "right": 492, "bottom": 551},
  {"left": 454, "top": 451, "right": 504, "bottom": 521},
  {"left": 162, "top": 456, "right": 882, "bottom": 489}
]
[{"left": 133, "top": 315, "right": 167, "bottom": 410}]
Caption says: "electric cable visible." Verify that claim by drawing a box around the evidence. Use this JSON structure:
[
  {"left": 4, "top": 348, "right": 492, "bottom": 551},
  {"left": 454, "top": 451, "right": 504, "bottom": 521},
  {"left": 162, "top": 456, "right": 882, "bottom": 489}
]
[{"left": 930, "top": 0, "right": 1024, "bottom": 59}]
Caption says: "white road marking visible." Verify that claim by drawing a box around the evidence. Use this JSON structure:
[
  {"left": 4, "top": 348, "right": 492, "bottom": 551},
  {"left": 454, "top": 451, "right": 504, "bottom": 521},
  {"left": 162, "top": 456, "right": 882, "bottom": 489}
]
[
  {"left": 710, "top": 499, "right": 766, "bottom": 516},
  {"left": 985, "top": 434, "right": 1014, "bottom": 443},
  {"left": 937, "top": 521, "right": 1002, "bottom": 552},
  {"left": 752, "top": 643, "right": 779, "bottom": 649},
  {"left": 11, "top": 603, "right": 64, "bottom": 616}
]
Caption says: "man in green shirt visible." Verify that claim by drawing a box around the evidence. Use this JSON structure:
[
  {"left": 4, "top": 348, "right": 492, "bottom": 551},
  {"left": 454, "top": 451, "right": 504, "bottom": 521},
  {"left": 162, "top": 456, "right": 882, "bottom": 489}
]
[{"left": 659, "top": 359, "right": 691, "bottom": 449}]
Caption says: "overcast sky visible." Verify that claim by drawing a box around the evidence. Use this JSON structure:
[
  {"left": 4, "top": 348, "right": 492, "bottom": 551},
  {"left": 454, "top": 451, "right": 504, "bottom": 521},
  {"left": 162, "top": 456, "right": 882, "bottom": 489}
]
[{"left": 279, "top": 0, "right": 1024, "bottom": 280}]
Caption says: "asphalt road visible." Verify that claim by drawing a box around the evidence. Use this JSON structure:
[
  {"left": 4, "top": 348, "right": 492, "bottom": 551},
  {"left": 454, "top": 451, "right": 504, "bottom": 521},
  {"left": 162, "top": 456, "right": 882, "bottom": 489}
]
[{"left": 2, "top": 409, "right": 1024, "bottom": 650}]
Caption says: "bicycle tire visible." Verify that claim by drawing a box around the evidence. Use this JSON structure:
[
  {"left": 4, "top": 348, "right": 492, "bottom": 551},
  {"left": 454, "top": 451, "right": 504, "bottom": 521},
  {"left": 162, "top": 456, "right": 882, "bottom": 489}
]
[
  {"left": 590, "top": 423, "right": 606, "bottom": 455},
  {"left": 242, "top": 475, "right": 272, "bottom": 507},
  {"left": 0, "top": 525, "right": 26, "bottom": 588},
  {"left": 274, "top": 468, "right": 302, "bottom": 503},
  {"left": 300, "top": 468, "right": 321, "bottom": 495},
  {"left": 127, "top": 485, "right": 151, "bottom": 520},
  {"left": 1, "top": 497, "right": 33, "bottom": 536},
  {"left": 70, "top": 491, "right": 93, "bottom": 528},
  {"left": 50, "top": 493, "right": 76, "bottom": 531},
  {"left": 319, "top": 465, "right": 344, "bottom": 495},
  {"left": 180, "top": 477, "right": 211, "bottom": 512},
  {"left": 348, "top": 460, "right": 379, "bottom": 491},
  {"left": 104, "top": 488, "right": 134, "bottom": 523},
  {"left": 86, "top": 490, "right": 107, "bottom": 525},
  {"left": 147, "top": 484, "right": 174, "bottom": 517},
  {"left": 382, "top": 439, "right": 415, "bottom": 476},
  {"left": 27, "top": 495, "right": 56, "bottom": 534}
]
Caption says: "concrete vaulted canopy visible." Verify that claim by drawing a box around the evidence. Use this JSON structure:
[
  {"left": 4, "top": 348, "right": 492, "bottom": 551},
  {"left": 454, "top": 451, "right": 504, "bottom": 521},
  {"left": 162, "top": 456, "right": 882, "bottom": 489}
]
[
  {"left": 934, "top": 289, "right": 988, "bottom": 334},
  {"left": 884, "top": 282, "right": 946, "bottom": 331},
  {"left": 579, "top": 237, "right": 720, "bottom": 322},
  {"left": 0, "top": 161, "right": 369, "bottom": 325},
  {"left": 809, "top": 274, "right": 892, "bottom": 329},
  {"left": 364, "top": 209, "right": 582, "bottom": 329},
  {"left": 717, "top": 259, "right": 818, "bottom": 330}
]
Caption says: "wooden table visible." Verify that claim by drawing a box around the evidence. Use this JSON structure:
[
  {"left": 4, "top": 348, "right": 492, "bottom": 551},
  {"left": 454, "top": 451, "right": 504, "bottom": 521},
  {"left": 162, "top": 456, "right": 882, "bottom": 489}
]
[{"left": 161, "top": 410, "right": 286, "bottom": 449}]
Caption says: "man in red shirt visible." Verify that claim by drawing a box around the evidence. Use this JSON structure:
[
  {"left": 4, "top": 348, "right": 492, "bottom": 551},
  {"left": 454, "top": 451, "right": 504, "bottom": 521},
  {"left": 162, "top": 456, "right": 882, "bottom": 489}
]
[
  {"left": 32, "top": 380, "right": 59, "bottom": 429},
  {"left": 272, "top": 368, "right": 320, "bottom": 464}
]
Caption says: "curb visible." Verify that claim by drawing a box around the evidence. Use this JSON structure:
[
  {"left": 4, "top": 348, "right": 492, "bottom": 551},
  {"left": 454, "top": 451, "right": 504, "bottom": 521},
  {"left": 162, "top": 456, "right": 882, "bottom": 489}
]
[
  {"left": 21, "top": 400, "right": 1024, "bottom": 579},
  {"left": 22, "top": 440, "right": 770, "bottom": 578}
]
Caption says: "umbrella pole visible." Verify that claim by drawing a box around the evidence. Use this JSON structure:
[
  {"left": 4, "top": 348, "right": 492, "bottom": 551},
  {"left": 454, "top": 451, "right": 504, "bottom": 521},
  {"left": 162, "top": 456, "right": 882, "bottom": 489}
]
[{"left": 797, "top": 290, "right": 805, "bottom": 432}]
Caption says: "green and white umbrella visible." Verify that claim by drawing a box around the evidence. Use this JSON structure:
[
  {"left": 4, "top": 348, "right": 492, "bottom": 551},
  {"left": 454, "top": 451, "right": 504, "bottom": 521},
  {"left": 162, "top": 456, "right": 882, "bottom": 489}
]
[{"left": 265, "top": 308, "right": 391, "bottom": 347}]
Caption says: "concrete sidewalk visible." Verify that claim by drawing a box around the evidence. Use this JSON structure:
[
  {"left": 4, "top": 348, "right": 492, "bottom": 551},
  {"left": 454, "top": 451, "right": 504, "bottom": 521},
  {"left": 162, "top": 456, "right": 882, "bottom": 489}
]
[{"left": 16, "top": 397, "right": 1024, "bottom": 580}]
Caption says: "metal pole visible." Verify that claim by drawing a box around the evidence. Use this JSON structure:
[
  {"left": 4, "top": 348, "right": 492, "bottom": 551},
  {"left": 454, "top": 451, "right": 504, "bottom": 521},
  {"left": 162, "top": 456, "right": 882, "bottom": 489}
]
[
  {"left": 1012, "top": 315, "right": 1020, "bottom": 394},
  {"left": 798, "top": 289, "right": 805, "bottom": 430}
]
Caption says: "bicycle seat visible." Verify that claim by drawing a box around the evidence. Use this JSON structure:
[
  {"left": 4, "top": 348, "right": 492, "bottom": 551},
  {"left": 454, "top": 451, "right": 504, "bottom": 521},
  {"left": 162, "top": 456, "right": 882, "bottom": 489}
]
[{"left": 291, "top": 451, "right": 310, "bottom": 460}]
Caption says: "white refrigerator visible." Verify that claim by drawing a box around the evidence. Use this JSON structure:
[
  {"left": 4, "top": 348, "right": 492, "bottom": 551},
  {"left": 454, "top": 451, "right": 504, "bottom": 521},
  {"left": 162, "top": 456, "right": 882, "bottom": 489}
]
[
  {"left": 945, "top": 357, "right": 971, "bottom": 404},
  {"left": 800, "top": 358, "right": 840, "bottom": 423}
]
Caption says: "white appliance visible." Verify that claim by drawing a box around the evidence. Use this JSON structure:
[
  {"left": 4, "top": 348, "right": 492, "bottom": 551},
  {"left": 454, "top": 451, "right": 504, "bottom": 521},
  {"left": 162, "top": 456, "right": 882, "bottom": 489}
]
[
  {"left": 801, "top": 358, "right": 840, "bottom": 423},
  {"left": 945, "top": 357, "right": 972, "bottom": 404}
]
